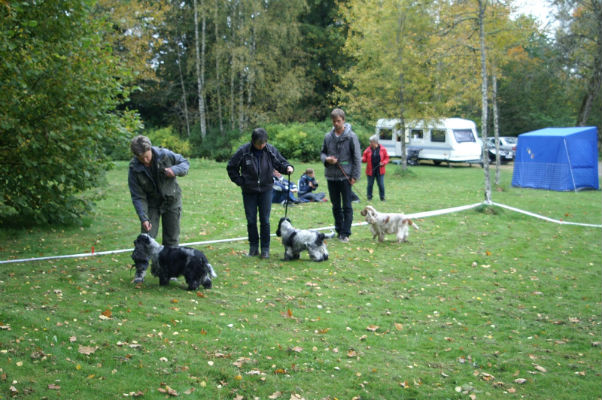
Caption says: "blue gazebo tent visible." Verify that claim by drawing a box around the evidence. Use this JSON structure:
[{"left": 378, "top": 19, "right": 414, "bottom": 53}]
[{"left": 512, "top": 127, "right": 599, "bottom": 191}]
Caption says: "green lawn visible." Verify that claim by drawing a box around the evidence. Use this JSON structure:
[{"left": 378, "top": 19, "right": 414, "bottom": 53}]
[{"left": 1, "top": 159, "right": 600, "bottom": 399}]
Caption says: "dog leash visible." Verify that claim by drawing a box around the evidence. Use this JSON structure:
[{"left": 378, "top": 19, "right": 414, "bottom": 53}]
[
  {"left": 336, "top": 162, "right": 365, "bottom": 202},
  {"left": 284, "top": 172, "right": 291, "bottom": 219}
]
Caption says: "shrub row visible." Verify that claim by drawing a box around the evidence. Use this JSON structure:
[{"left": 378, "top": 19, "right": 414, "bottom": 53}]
[{"left": 116, "top": 121, "right": 375, "bottom": 162}]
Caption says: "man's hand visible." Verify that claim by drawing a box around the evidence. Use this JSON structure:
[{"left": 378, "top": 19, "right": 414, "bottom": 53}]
[
  {"left": 326, "top": 156, "right": 338, "bottom": 165},
  {"left": 164, "top": 168, "right": 175, "bottom": 178},
  {"left": 142, "top": 221, "right": 152, "bottom": 232},
  {"left": 350, "top": 178, "right": 356, "bottom": 185},
  {"left": 286, "top": 166, "right": 294, "bottom": 174}
]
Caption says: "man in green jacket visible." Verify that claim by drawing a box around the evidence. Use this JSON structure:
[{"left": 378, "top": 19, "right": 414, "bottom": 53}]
[{"left": 128, "top": 135, "right": 190, "bottom": 247}]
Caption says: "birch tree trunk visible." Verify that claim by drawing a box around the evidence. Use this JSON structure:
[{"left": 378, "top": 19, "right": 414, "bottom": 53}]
[
  {"left": 478, "top": 0, "right": 491, "bottom": 203},
  {"left": 193, "top": 0, "right": 207, "bottom": 139},
  {"left": 175, "top": 25, "right": 190, "bottom": 137},
  {"left": 396, "top": 9, "right": 408, "bottom": 171},
  {"left": 214, "top": 0, "right": 223, "bottom": 134},
  {"left": 492, "top": 69, "right": 501, "bottom": 185}
]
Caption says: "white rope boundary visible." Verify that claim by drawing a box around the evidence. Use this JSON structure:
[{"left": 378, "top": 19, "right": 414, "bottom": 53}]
[{"left": 1, "top": 201, "right": 600, "bottom": 265}]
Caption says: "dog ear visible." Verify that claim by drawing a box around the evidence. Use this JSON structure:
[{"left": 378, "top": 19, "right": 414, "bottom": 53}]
[
  {"left": 360, "top": 208, "right": 367, "bottom": 216},
  {"left": 385, "top": 216, "right": 390, "bottom": 224}
]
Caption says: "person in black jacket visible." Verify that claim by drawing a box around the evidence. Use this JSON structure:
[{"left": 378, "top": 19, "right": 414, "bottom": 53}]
[{"left": 227, "top": 128, "right": 293, "bottom": 259}]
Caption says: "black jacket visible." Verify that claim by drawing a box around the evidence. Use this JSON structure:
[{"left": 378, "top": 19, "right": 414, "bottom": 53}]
[{"left": 227, "top": 142, "right": 292, "bottom": 194}]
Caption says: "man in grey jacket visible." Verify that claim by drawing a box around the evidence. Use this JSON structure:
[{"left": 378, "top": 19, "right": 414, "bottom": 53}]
[
  {"left": 128, "top": 135, "right": 190, "bottom": 247},
  {"left": 320, "top": 108, "right": 361, "bottom": 243}
]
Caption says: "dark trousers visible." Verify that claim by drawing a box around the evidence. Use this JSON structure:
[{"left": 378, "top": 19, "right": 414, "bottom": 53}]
[
  {"left": 367, "top": 173, "right": 385, "bottom": 200},
  {"left": 327, "top": 179, "right": 353, "bottom": 237},
  {"left": 146, "top": 205, "right": 181, "bottom": 246},
  {"left": 242, "top": 190, "right": 273, "bottom": 250}
]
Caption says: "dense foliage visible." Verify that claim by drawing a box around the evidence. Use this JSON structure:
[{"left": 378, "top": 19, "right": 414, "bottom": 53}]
[
  {"left": 0, "top": 0, "right": 139, "bottom": 224},
  {"left": 1, "top": 0, "right": 600, "bottom": 225}
]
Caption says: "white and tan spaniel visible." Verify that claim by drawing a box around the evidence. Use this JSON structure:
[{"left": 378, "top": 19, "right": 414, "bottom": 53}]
[{"left": 360, "top": 205, "right": 419, "bottom": 243}]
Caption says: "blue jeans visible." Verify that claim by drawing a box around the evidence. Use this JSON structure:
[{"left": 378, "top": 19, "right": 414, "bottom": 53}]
[
  {"left": 367, "top": 174, "right": 385, "bottom": 200},
  {"left": 242, "top": 190, "right": 273, "bottom": 251},
  {"left": 327, "top": 179, "right": 353, "bottom": 238}
]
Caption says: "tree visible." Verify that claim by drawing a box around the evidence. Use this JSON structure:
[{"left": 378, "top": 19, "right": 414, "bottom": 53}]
[
  {"left": 193, "top": 0, "right": 208, "bottom": 139},
  {"left": 337, "top": 0, "right": 473, "bottom": 168},
  {"left": 0, "top": 0, "right": 140, "bottom": 224},
  {"left": 553, "top": 0, "right": 602, "bottom": 127},
  {"left": 299, "top": 0, "right": 351, "bottom": 120}
]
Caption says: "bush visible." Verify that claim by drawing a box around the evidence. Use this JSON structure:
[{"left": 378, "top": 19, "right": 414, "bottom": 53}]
[
  {"left": 192, "top": 127, "right": 246, "bottom": 162},
  {"left": 146, "top": 126, "right": 191, "bottom": 157},
  {"left": 267, "top": 122, "right": 329, "bottom": 162},
  {"left": 184, "top": 120, "right": 375, "bottom": 163},
  {"left": 267, "top": 120, "right": 374, "bottom": 162}
]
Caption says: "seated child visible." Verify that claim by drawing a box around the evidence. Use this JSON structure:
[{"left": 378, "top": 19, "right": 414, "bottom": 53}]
[
  {"left": 298, "top": 168, "right": 327, "bottom": 202},
  {"left": 272, "top": 170, "right": 302, "bottom": 205}
]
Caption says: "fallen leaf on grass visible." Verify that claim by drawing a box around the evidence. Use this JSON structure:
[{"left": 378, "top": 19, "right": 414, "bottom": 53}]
[
  {"left": 366, "top": 325, "right": 379, "bottom": 332},
  {"left": 533, "top": 364, "right": 547, "bottom": 373},
  {"left": 269, "top": 391, "right": 282, "bottom": 399},
  {"left": 290, "top": 346, "right": 303, "bottom": 353},
  {"left": 158, "top": 384, "right": 178, "bottom": 396},
  {"left": 347, "top": 349, "right": 357, "bottom": 357},
  {"left": 48, "top": 384, "right": 61, "bottom": 390},
  {"left": 78, "top": 345, "right": 98, "bottom": 355},
  {"left": 514, "top": 378, "right": 527, "bottom": 384},
  {"left": 123, "top": 391, "right": 144, "bottom": 397},
  {"left": 232, "top": 357, "right": 251, "bottom": 368},
  {"left": 394, "top": 323, "right": 403, "bottom": 331}
]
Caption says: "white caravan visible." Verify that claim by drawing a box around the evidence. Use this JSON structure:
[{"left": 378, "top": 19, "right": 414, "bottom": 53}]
[{"left": 375, "top": 118, "right": 483, "bottom": 165}]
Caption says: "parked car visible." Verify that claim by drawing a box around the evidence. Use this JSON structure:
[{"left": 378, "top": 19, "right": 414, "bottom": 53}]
[{"left": 486, "top": 136, "right": 517, "bottom": 162}]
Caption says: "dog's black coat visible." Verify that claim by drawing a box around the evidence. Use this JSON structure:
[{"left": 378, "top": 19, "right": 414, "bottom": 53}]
[{"left": 132, "top": 234, "right": 216, "bottom": 290}]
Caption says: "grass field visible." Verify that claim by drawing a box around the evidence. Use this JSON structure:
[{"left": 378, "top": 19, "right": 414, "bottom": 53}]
[{"left": 1, "top": 159, "right": 601, "bottom": 399}]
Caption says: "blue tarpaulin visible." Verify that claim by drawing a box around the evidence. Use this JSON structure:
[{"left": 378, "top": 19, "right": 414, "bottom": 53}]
[{"left": 512, "top": 127, "right": 599, "bottom": 191}]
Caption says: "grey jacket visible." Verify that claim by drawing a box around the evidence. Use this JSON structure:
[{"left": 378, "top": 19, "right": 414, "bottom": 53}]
[
  {"left": 128, "top": 146, "right": 189, "bottom": 223},
  {"left": 320, "top": 123, "right": 362, "bottom": 181}
]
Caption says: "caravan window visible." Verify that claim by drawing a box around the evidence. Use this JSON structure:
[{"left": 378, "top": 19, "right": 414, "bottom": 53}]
[
  {"left": 431, "top": 129, "right": 446, "bottom": 142},
  {"left": 411, "top": 129, "right": 423, "bottom": 139},
  {"left": 453, "top": 129, "right": 476, "bottom": 143},
  {"left": 379, "top": 128, "right": 393, "bottom": 141}
]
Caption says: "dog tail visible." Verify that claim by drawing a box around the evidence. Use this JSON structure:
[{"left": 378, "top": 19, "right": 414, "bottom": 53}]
[
  {"left": 207, "top": 263, "right": 217, "bottom": 278},
  {"left": 405, "top": 219, "right": 419, "bottom": 230},
  {"left": 324, "top": 230, "right": 336, "bottom": 239}
]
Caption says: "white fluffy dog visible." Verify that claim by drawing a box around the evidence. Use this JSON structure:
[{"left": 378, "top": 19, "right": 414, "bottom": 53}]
[
  {"left": 276, "top": 217, "right": 335, "bottom": 261},
  {"left": 360, "top": 205, "right": 419, "bottom": 243}
]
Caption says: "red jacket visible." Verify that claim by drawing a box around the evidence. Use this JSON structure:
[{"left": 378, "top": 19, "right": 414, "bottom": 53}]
[{"left": 362, "top": 145, "right": 390, "bottom": 176}]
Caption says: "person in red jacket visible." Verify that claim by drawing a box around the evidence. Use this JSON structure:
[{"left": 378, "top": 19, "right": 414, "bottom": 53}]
[{"left": 362, "top": 135, "right": 390, "bottom": 201}]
